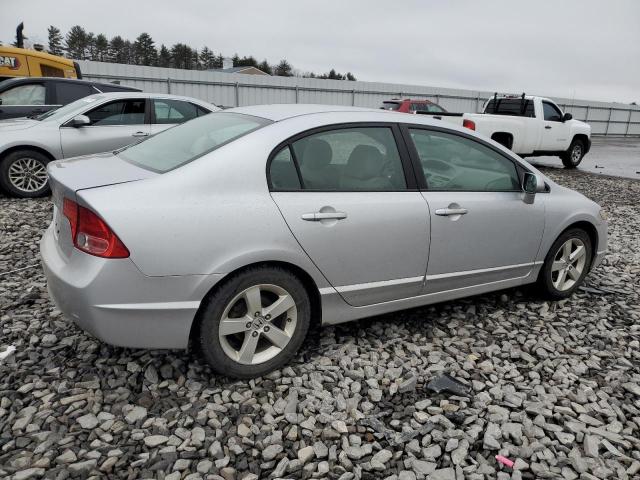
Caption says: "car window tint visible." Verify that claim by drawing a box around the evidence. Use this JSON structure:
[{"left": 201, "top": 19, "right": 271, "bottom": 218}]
[
  {"left": 426, "top": 104, "right": 445, "bottom": 113},
  {"left": 409, "top": 129, "right": 520, "bottom": 191},
  {"left": 55, "top": 82, "right": 93, "bottom": 104},
  {"left": 543, "top": 101, "right": 562, "bottom": 122},
  {"left": 40, "top": 65, "right": 65, "bottom": 77},
  {"left": 269, "top": 146, "right": 301, "bottom": 190},
  {"left": 291, "top": 127, "right": 406, "bottom": 191},
  {"left": 194, "top": 104, "right": 211, "bottom": 117},
  {"left": 485, "top": 99, "right": 535, "bottom": 117},
  {"left": 153, "top": 99, "right": 200, "bottom": 124},
  {"left": 85, "top": 99, "right": 146, "bottom": 126},
  {"left": 0, "top": 84, "right": 45, "bottom": 105}
]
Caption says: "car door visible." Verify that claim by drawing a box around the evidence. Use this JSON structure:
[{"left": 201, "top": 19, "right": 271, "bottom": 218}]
[
  {"left": 269, "top": 124, "right": 431, "bottom": 306},
  {"left": 149, "top": 98, "right": 204, "bottom": 135},
  {"left": 540, "top": 100, "right": 570, "bottom": 151},
  {"left": 0, "top": 81, "right": 54, "bottom": 120},
  {"left": 60, "top": 98, "right": 150, "bottom": 158},
  {"left": 404, "top": 126, "right": 545, "bottom": 293}
]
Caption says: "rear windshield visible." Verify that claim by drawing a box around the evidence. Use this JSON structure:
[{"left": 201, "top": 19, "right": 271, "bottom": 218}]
[
  {"left": 485, "top": 98, "right": 534, "bottom": 117},
  {"left": 117, "top": 112, "right": 271, "bottom": 173},
  {"left": 380, "top": 101, "right": 401, "bottom": 111}
]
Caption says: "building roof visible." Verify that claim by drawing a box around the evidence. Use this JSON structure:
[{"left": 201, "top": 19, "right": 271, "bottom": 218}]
[{"left": 210, "top": 66, "right": 270, "bottom": 76}]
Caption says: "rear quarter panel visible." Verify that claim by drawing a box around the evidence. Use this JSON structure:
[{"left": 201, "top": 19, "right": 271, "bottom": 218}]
[{"left": 465, "top": 113, "right": 540, "bottom": 154}]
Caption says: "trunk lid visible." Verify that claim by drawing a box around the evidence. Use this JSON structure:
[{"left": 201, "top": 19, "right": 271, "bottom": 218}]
[{"left": 48, "top": 152, "right": 157, "bottom": 256}]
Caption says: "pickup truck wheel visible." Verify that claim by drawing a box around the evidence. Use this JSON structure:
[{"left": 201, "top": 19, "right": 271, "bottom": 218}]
[
  {"left": 561, "top": 139, "right": 585, "bottom": 169},
  {"left": 0, "top": 150, "right": 51, "bottom": 198}
]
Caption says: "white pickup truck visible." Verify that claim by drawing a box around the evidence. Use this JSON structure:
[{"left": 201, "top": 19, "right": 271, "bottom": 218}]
[{"left": 431, "top": 95, "right": 592, "bottom": 168}]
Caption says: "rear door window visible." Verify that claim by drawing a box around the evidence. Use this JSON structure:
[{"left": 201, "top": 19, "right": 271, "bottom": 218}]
[
  {"left": 153, "top": 99, "right": 200, "bottom": 124},
  {"left": 274, "top": 127, "right": 407, "bottom": 191},
  {"left": 55, "top": 82, "right": 94, "bottom": 104}
]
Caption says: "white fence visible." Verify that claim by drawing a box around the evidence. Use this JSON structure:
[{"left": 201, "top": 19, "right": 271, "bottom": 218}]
[{"left": 78, "top": 60, "right": 640, "bottom": 136}]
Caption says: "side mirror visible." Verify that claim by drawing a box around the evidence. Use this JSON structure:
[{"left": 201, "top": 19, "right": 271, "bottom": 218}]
[
  {"left": 562, "top": 112, "right": 573, "bottom": 122},
  {"left": 70, "top": 114, "right": 90, "bottom": 127},
  {"left": 522, "top": 172, "right": 545, "bottom": 204}
]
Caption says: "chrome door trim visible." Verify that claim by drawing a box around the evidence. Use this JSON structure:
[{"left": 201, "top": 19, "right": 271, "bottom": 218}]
[
  {"left": 425, "top": 261, "right": 542, "bottom": 281},
  {"left": 334, "top": 275, "right": 425, "bottom": 294}
]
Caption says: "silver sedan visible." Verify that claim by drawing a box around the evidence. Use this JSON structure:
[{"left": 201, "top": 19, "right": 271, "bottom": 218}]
[
  {"left": 0, "top": 92, "right": 218, "bottom": 198},
  {"left": 40, "top": 104, "right": 607, "bottom": 378}
]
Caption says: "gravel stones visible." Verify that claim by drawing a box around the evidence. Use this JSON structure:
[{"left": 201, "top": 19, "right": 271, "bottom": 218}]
[{"left": 0, "top": 168, "right": 639, "bottom": 479}]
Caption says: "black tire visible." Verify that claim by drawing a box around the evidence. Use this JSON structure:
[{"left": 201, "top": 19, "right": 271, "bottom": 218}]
[
  {"left": 538, "top": 228, "right": 592, "bottom": 300},
  {"left": 560, "top": 138, "right": 585, "bottom": 169},
  {"left": 0, "top": 149, "right": 51, "bottom": 198},
  {"left": 198, "top": 266, "right": 311, "bottom": 379}
]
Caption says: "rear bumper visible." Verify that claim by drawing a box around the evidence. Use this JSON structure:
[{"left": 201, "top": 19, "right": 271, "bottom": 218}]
[{"left": 40, "top": 225, "right": 223, "bottom": 349}]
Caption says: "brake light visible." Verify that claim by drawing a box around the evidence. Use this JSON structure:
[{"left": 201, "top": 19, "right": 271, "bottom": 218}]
[
  {"left": 62, "top": 198, "right": 129, "bottom": 258},
  {"left": 463, "top": 119, "right": 476, "bottom": 131}
]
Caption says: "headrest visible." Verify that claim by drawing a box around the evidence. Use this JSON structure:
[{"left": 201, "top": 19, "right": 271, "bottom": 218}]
[
  {"left": 344, "top": 145, "right": 384, "bottom": 180},
  {"left": 301, "top": 139, "right": 332, "bottom": 171}
]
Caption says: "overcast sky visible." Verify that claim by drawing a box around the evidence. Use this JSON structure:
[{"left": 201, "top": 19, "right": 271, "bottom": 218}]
[{"left": 2, "top": 0, "right": 638, "bottom": 103}]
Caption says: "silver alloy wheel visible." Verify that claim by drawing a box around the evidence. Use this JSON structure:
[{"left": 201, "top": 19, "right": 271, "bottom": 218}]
[
  {"left": 218, "top": 284, "right": 297, "bottom": 365},
  {"left": 551, "top": 238, "right": 587, "bottom": 291},
  {"left": 8, "top": 157, "right": 49, "bottom": 193},
  {"left": 571, "top": 144, "right": 582, "bottom": 164}
]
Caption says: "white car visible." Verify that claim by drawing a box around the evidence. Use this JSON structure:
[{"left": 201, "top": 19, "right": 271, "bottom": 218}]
[
  {"left": 433, "top": 95, "right": 591, "bottom": 168},
  {"left": 0, "top": 92, "right": 219, "bottom": 198}
]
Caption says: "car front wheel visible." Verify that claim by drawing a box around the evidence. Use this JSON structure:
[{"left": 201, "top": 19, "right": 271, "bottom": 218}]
[
  {"left": 198, "top": 266, "right": 311, "bottom": 378},
  {"left": 561, "top": 139, "right": 585, "bottom": 169},
  {"left": 0, "top": 149, "right": 51, "bottom": 198},
  {"left": 538, "top": 229, "right": 592, "bottom": 299}
]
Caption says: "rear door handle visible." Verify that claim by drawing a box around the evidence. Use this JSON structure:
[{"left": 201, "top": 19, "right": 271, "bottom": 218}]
[
  {"left": 435, "top": 208, "right": 468, "bottom": 216},
  {"left": 301, "top": 211, "right": 347, "bottom": 221},
  {"left": 545, "top": 126, "right": 552, "bottom": 130},
  {"left": 132, "top": 131, "right": 149, "bottom": 137}
]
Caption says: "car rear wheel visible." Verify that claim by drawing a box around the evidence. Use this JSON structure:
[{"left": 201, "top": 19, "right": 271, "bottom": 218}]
[
  {"left": 0, "top": 149, "right": 51, "bottom": 198},
  {"left": 561, "top": 139, "right": 585, "bottom": 169},
  {"left": 198, "top": 266, "right": 311, "bottom": 378},
  {"left": 538, "top": 229, "right": 592, "bottom": 299}
]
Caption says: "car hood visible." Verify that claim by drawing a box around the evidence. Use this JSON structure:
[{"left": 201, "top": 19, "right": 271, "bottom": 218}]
[
  {"left": 0, "top": 117, "right": 40, "bottom": 131},
  {"left": 48, "top": 152, "right": 158, "bottom": 200}
]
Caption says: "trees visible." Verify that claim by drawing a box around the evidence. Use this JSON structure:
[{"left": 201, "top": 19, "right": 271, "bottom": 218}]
[
  {"left": 274, "top": 59, "right": 293, "bottom": 77},
  {"left": 109, "top": 36, "right": 127, "bottom": 64},
  {"left": 93, "top": 34, "right": 109, "bottom": 62},
  {"left": 65, "top": 25, "right": 89, "bottom": 59},
  {"left": 157, "top": 44, "right": 172, "bottom": 68},
  {"left": 134, "top": 33, "right": 157, "bottom": 66},
  {"left": 47, "top": 26, "right": 63, "bottom": 56},
  {"left": 24, "top": 25, "right": 358, "bottom": 79}
]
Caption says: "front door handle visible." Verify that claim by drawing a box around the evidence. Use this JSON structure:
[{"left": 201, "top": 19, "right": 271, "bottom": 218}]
[
  {"left": 435, "top": 208, "right": 468, "bottom": 216},
  {"left": 132, "top": 131, "right": 149, "bottom": 137},
  {"left": 545, "top": 126, "right": 552, "bottom": 130},
  {"left": 301, "top": 211, "right": 347, "bottom": 221}
]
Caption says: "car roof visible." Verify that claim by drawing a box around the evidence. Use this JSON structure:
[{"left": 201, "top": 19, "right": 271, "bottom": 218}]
[
  {"left": 228, "top": 104, "right": 389, "bottom": 121},
  {"left": 0, "top": 76, "right": 141, "bottom": 91},
  {"left": 80, "top": 91, "right": 216, "bottom": 105}
]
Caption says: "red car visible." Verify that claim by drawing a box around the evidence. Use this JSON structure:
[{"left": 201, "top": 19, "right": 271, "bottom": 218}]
[{"left": 379, "top": 98, "right": 447, "bottom": 114}]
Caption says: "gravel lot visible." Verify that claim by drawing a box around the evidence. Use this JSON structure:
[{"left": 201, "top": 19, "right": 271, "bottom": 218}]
[{"left": 1, "top": 167, "right": 639, "bottom": 480}]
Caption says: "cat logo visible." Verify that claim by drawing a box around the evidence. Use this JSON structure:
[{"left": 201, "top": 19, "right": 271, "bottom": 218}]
[{"left": 1, "top": 56, "right": 20, "bottom": 70}]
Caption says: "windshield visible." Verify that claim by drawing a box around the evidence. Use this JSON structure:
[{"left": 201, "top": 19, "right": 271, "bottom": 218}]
[
  {"left": 380, "top": 101, "right": 401, "bottom": 111},
  {"left": 118, "top": 112, "right": 271, "bottom": 173},
  {"left": 36, "top": 95, "right": 105, "bottom": 121}
]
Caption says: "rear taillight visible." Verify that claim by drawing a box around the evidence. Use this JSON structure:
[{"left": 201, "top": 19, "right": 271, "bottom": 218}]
[
  {"left": 62, "top": 198, "right": 129, "bottom": 258},
  {"left": 463, "top": 119, "right": 476, "bottom": 131}
]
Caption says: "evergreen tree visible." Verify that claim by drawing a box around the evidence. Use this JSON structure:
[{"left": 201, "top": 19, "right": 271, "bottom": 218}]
[
  {"left": 65, "top": 25, "right": 89, "bottom": 59},
  {"left": 274, "top": 59, "right": 293, "bottom": 77},
  {"left": 170, "top": 43, "right": 193, "bottom": 69},
  {"left": 199, "top": 47, "right": 215, "bottom": 69},
  {"left": 93, "top": 34, "right": 109, "bottom": 62},
  {"left": 85, "top": 32, "right": 96, "bottom": 60},
  {"left": 346, "top": 72, "right": 356, "bottom": 81},
  {"left": 109, "top": 35, "right": 127, "bottom": 63},
  {"left": 236, "top": 56, "right": 258, "bottom": 67},
  {"left": 134, "top": 33, "right": 157, "bottom": 66},
  {"left": 257, "top": 60, "right": 272, "bottom": 75},
  {"left": 47, "top": 26, "right": 63, "bottom": 56},
  {"left": 157, "top": 44, "right": 172, "bottom": 67}
]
